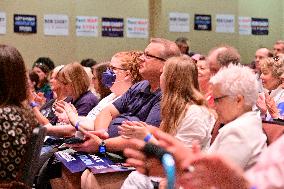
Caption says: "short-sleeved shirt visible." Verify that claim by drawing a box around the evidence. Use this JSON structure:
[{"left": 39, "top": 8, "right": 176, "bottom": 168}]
[
  {"left": 73, "top": 90, "right": 99, "bottom": 116},
  {"left": 108, "top": 80, "right": 162, "bottom": 137},
  {"left": 0, "top": 105, "right": 35, "bottom": 181}
]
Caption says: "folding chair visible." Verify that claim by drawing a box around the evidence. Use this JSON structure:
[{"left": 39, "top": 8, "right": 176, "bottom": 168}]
[{"left": 21, "top": 126, "right": 47, "bottom": 187}]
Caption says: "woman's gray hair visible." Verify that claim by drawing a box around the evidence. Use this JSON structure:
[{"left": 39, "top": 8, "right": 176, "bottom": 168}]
[{"left": 210, "top": 64, "right": 258, "bottom": 106}]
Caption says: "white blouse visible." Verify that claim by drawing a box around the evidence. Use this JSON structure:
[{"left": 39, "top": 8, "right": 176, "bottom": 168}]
[{"left": 175, "top": 104, "right": 215, "bottom": 151}]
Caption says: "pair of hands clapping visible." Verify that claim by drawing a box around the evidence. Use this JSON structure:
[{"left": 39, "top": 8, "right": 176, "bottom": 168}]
[
  {"left": 257, "top": 92, "right": 279, "bottom": 118},
  {"left": 54, "top": 101, "right": 78, "bottom": 124},
  {"left": 118, "top": 121, "right": 150, "bottom": 140}
]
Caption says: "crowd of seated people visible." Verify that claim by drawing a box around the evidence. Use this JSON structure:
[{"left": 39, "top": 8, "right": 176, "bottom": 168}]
[{"left": 2, "top": 38, "right": 284, "bottom": 189}]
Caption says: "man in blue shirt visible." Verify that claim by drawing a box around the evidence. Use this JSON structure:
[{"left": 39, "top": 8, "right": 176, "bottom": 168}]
[
  {"left": 69, "top": 38, "right": 181, "bottom": 153},
  {"left": 107, "top": 80, "right": 162, "bottom": 137}
]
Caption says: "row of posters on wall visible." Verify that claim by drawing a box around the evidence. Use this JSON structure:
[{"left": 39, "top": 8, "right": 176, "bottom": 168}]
[
  {"left": 0, "top": 12, "right": 148, "bottom": 38},
  {"left": 0, "top": 12, "right": 269, "bottom": 37},
  {"left": 169, "top": 12, "right": 269, "bottom": 35}
]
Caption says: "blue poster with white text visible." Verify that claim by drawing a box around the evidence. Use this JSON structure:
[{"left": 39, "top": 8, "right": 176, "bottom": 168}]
[
  {"left": 55, "top": 149, "right": 134, "bottom": 174},
  {"left": 14, "top": 14, "right": 37, "bottom": 33},
  {"left": 102, "top": 17, "right": 124, "bottom": 37}
]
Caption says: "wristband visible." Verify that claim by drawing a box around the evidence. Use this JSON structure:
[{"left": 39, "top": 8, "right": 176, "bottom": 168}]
[
  {"left": 75, "top": 121, "right": 80, "bottom": 131},
  {"left": 143, "top": 133, "right": 152, "bottom": 142},
  {"left": 30, "top": 101, "right": 39, "bottom": 108}
]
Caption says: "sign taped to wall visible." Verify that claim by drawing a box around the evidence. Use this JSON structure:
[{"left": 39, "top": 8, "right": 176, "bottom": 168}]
[
  {"left": 14, "top": 14, "right": 37, "bottom": 33},
  {"left": 102, "top": 17, "right": 124, "bottom": 37}
]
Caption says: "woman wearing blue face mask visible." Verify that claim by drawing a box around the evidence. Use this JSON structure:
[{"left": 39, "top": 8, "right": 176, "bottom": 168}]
[
  {"left": 92, "top": 62, "right": 112, "bottom": 100},
  {"left": 61, "top": 51, "right": 143, "bottom": 132}
]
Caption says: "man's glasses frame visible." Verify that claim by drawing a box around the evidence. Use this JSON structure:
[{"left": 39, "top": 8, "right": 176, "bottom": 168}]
[
  {"left": 143, "top": 52, "right": 166, "bottom": 62},
  {"left": 108, "top": 65, "right": 127, "bottom": 72}
]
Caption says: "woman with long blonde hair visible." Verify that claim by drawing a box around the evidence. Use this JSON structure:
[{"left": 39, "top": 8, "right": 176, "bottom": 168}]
[{"left": 159, "top": 56, "right": 207, "bottom": 136}]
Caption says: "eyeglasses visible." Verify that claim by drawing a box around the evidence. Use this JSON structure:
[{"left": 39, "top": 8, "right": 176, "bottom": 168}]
[
  {"left": 108, "top": 65, "right": 127, "bottom": 72},
  {"left": 213, "top": 95, "right": 229, "bottom": 103},
  {"left": 273, "top": 56, "right": 280, "bottom": 62},
  {"left": 142, "top": 52, "right": 166, "bottom": 61}
]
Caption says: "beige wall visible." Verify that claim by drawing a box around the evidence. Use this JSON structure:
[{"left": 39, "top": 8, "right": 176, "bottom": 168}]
[
  {"left": 0, "top": 0, "right": 282, "bottom": 68},
  {"left": 0, "top": 0, "right": 149, "bottom": 68},
  {"left": 154, "top": 0, "right": 282, "bottom": 64}
]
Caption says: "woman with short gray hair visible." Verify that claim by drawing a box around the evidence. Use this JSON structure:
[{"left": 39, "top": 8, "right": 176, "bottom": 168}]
[{"left": 209, "top": 64, "right": 267, "bottom": 170}]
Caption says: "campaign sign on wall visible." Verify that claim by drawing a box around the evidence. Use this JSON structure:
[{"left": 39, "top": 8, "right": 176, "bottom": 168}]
[
  {"left": 194, "top": 14, "right": 211, "bottom": 31},
  {"left": 169, "top": 12, "right": 189, "bottom": 32},
  {"left": 76, "top": 16, "right": 99, "bottom": 37},
  {"left": 0, "top": 12, "right": 6, "bottom": 34},
  {"left": 102, "top": 17, "right": 124, "bottom": 37},
  {"left": 14, "top": 14, "right": 37, "bottom": 33},
  {"left": 216, "top": 14, "right": 235, "bottom": 33},
  {"left": 44, "top": 14, "right": 69, "bottom": 36},
  {"left": 238, "top": 17, "right": 251, "bottom": 35},
  {"left": 127, "top": 18, "right": 148, "bottom": 38},
  {"left": 55, "top": 150, "right": 134, "bottom": 174},
  {"left": 251, "top": 18, "right": 269, "bottom": 35}
]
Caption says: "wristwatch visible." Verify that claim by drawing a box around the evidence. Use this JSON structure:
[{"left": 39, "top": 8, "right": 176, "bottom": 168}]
[{"left": 98, "top": 140, "right": 107, "bottom": 156}]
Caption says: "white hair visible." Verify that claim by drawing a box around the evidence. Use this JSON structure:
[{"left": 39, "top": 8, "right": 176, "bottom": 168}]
[{"left": 210, "top": 64, "right": 258, "bottom": 106}]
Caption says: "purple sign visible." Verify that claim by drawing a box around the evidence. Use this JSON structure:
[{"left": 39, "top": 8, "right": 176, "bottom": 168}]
[
  {"left": 102, "top": 17, "right": 124, "bottom": 37},
  {"left": 55, "top": 150, "right": 134, "bottom": 174}
]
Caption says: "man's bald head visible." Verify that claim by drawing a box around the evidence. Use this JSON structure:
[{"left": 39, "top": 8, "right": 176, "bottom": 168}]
[
  {"left": 207, "top": 45, "right": 240, "bottom": 75},
  {"left": 254, "top": 48, "right": 273, "bottom": 72}
]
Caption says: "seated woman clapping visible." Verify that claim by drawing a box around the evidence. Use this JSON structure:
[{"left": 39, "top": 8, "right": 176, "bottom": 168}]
[
  {"left": 31, "top": 62, "right": 99, "bottom": 137},
  {"left": 58, "top": 51, "right": 143, "bottom": 133},
  {"left": 257, "top": 56, "right": 284, "bottom": 120}
]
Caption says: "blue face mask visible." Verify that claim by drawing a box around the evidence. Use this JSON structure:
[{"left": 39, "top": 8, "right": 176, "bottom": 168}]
[{"left": 102, "top": 69, "right": 116, "bottom": 88}]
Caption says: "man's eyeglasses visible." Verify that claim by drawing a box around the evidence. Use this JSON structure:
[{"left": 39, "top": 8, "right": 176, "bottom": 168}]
[
  {"left": 108, "top": 65, "right": 127, "bottom": 72},
  {"left": 142, "top": 52, "right": 166, "bottom": 61}
]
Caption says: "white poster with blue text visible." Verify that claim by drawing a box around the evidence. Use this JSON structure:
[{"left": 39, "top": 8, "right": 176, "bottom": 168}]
[
  {"left": 216, "top": 14, "right": 235, "bottom": 33},
  {"left": 169, "top": 12, "right": 190, "bottom": 32},
  {"left": 0, "top": 12, "right": 6, "bottom": 34},
  {"left": 44, "top": 14, "right": 69, "bottom": 36},
  {"left": 127, "top": 18, "right": 148, "bottom": 38}
]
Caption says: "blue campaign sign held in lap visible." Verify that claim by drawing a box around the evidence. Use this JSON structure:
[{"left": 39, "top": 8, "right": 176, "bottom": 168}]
[{"left": 55, "top": 149, "right": 134, "bottom": 174}]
